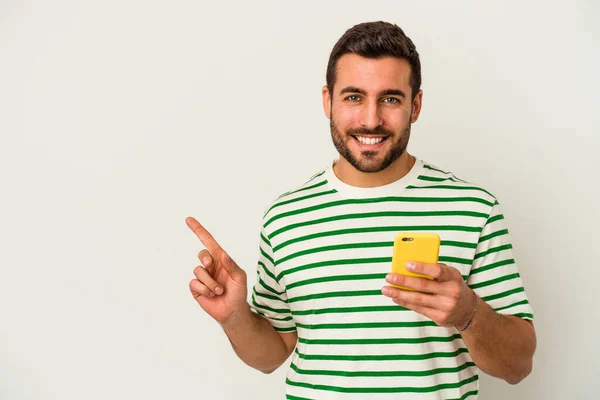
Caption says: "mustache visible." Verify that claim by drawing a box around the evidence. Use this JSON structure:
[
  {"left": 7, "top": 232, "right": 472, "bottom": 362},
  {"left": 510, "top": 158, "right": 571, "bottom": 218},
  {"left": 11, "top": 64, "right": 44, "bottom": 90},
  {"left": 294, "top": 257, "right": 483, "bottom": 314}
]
[{"left": 346, "top": 126, "right": 394, "bottom": 137}]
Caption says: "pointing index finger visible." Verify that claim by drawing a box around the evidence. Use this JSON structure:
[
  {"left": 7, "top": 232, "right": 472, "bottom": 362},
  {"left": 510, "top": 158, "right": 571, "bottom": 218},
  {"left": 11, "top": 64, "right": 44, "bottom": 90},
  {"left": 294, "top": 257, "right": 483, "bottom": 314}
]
[{"left": 186, "top": 217, "right": 222, "bottom": 254}]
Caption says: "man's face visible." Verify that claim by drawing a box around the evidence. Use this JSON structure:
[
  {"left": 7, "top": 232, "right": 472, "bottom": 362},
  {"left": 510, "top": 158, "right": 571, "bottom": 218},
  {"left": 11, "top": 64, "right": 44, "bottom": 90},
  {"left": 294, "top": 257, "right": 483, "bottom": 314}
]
[{"left": 323, "top": 54, "right": 422, "bottom": 173}]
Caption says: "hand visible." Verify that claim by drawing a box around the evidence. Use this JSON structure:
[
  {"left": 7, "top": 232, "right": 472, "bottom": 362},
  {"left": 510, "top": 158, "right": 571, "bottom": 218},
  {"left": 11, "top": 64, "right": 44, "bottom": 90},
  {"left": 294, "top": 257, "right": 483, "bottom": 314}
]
[
  {"left": 186, "top": 216, "right": 248, "bottom": 324},
  {"left": 382, "top": 262, "right": 475, "bottom": 329}
]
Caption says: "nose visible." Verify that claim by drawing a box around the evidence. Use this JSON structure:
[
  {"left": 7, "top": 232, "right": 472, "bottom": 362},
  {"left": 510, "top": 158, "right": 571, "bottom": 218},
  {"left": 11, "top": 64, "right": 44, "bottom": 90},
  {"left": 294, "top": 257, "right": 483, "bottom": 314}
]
[{"left": 359, "top": 100, "right": 383, "bottom": 130}]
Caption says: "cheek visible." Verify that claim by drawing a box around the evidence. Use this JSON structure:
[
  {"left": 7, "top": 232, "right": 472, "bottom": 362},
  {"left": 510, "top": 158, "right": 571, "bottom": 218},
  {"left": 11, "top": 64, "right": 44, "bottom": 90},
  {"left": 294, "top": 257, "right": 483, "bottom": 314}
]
[
  {"left": 332, "top": 105, "right": 360, "bottom": 120},
  {"left": 382, "top": 109, "right": 409, "bottom": 128},
  {"left": 334, "top": 107, "right": 361, "bottom": 128}
]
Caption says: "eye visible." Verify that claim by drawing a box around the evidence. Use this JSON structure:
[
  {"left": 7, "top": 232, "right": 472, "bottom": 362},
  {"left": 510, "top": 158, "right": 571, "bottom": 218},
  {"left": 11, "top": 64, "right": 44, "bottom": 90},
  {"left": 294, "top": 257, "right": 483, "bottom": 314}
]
[
  {"left": 382, "top": 97, "right": 400, "bottom": 104},
  {"left": 344, "top": 95, "right": 361, "bottom": 102}
]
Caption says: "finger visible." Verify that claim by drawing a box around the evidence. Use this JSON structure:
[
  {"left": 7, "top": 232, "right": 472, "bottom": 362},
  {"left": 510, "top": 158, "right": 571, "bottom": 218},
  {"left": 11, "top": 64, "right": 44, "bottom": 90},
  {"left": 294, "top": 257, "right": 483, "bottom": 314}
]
[
  {"left": 382, "top": 285, "right": 439, "bottom": 308},
  {"left": 392, "top": 298, "right": 443, "bottom": 322},
  {"left": 193, "top": 266, "right": 223, "bottom": 295},
  {"left": 406, "top": 262, "right": 451, "bottom": 281},
  {"left": 197, "top": 249, "right": 215, "bottom": 273},
  {"left": 189, "top": 279, "right": 215, "bottom": 299},
  {"left": 186, "top": 217, "right": 223, "bottom": 254},
  {"left": 385, "top": 273, "right": 441, "bottom": 294},
  {"left": 218, "top": 251, "right": 246, "bottom": 283}
]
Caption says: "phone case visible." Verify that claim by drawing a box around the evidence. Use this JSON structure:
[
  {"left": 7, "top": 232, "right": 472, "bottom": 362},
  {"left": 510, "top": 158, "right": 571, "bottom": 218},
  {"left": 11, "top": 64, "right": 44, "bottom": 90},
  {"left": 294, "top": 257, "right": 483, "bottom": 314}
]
[{"left": 390, "top": 232, "right": 440, "bottom": 291}]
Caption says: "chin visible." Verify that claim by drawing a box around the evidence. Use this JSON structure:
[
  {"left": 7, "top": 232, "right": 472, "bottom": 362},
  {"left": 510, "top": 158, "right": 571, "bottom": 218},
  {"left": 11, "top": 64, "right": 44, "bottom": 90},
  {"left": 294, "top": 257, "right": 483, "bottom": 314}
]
[{"left": 351, "top": 156, "right": 389, "bottom": 173}]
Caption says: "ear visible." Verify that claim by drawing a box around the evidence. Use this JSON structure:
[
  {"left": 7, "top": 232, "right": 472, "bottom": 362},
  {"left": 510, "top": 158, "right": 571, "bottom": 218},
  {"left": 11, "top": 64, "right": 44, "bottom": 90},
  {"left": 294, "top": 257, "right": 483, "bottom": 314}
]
[
  {"left": 322, "top": 85, "right": 331, "bottom": 120},
  {"left": 410, "top": 90, "right": 423, "bottom": 123}
]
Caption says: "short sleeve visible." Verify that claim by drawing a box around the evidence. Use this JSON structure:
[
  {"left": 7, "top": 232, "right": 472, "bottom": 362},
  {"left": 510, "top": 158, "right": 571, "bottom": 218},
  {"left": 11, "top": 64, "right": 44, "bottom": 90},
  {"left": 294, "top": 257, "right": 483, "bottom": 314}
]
[
  {"left": 467, "top": 201, "right": 534, "bottom": 320},
  {"left": 248, "top": 226, "right": 296, "bottom": 332}
]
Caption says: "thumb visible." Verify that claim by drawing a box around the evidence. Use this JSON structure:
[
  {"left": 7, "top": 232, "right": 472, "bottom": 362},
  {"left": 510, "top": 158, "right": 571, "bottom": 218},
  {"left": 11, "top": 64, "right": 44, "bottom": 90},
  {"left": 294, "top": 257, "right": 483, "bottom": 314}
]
[{"left": 220, "top": 251, "right": 246, "bottom": 284}]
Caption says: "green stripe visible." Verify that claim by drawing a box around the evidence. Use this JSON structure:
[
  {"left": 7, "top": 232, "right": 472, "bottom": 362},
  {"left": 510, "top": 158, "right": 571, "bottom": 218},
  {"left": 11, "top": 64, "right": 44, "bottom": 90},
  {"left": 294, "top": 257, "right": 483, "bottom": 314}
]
[
  {"left": 274, "top": 326, "right": 297, "bottom": 332},
  {"left": 277, "top": 241, "right": 391, "bottom": 266},
  {"left": 279, "top": 180, "right": 328, "bottom": 199},
  {"left": 487, "top": 214, "right": 504, "bottom": 224},
  {"left": 494, "top": 299, "right": 530, "bottom": 312},
  {"left": 252, "top": 308, "right": 293, "bottom": 321},
  {"left": 257, "top": 277, "right": 284, "bottom": 296},
  {"left": 470, "top": 258, "right": 515, "bottom": 275},
  {"left": 287, "top": 273, "right": 386, "bottom": 290},
  {"left": 295, "top": 320, "right": 439, "bottom": 330},
  {"left": 407, "top": 184, "right": 493, "bottom": 197},
  {"left": 260, "top": 232, "right": 271, "bottom": 248},
  {"left": 295, "top": 347, "right": 468, "bottom": 361},
  {"left": 439, "top": 255, "right": 472, "bottom": 265},
  {"left": 286, "top": 396, "right": 312, "bottom": 400},
  {"left": 292, "top": 305, "right": 409, "bottom": 315},
  {"left": 421, "top": 166, "right": 468, "bottom": 183},
  {"left": 481, "top": 286, "right": 524, "bottom": 302},
  {"left": 265, "top": 189, "right": 337, "bottom": 218},
  {"left": 442, "top": 240, "right": 477, "bottom": 249},
  {"left": 513, "top": 313, "right": 534, "bottom": 319},
  {"left": 423, "top": 164, "right": 450, "bottom": 174},
  {"left": 289, "top": 289, "right": 383, "bottom": 304},
  {"left": 416, "top": 175, "right": 455, "bottom": 182},
  {"left": 285, "top": 375, "right": 479, "bottom": 393},
  {"left": 448, "top": 390, "right": 479, "bottom": 400},
  {"left": 259, "top": 246, "right": 274, "bottom": 267},
  {"left": 470, "top": 273, "right": 521, "bottom": 289},
  {"left": 478, "top": 229, "right": 508, "bottom": 243},
  {"left": 276, "top": 171, "right": 326, "bottom": 199},
  {"left": 280, "top": 257, "right": 391, "bottom": 280},
  {"left": 266, "top": 196, "right": 495, "bottom": 228},
  {"left": 297, "top": 333, "right": 463, "bottom": 345},
  {"left": 257, "top": 261, "right": 279, "bottom": 285},
  {"left": 278, "top": 240, "right": 477, "bottom": 266},
  {"left": 474, "top": 244, "right": 513, "bottom": 259},
  {"left": 274, "top": 225, "right": 481, "bottom": 253},
  {"left": 279, "top": 254, "right": 475, "bottom": 282},
  {"left": 271, "top": 210, "right": 487, "bottom": 239},
  {"left": 254, "top": 288, "right": 287, "bottom": 303},
  {"left": 310, "top": 170, "right": 326, "bottom": 180},
  {"left": 251, "top": 294, "right": 290, "bottom": 315},
  {"left": 289, "top": 360, "right": 475, "bottom": 377},
  {"left": 285, "top": 374, "right": 478, "bottom": 393}
]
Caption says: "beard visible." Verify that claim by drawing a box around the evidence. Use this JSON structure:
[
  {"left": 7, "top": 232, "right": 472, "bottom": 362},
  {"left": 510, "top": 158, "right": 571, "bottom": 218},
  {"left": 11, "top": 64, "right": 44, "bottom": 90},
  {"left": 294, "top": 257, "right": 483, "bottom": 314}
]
[{"left": 330, "top": 115, "right": 411, "bottom": 173}]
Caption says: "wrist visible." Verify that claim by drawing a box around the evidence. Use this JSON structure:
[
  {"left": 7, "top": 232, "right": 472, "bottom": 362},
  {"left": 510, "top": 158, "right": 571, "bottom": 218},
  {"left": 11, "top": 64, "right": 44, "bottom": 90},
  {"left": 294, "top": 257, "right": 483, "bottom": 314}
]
[
  {"left": 220, "top": 303, "right": 252, "bottom": 331},
  {"left": 456, "top": 289, "right": 478, "bottom": 332}
]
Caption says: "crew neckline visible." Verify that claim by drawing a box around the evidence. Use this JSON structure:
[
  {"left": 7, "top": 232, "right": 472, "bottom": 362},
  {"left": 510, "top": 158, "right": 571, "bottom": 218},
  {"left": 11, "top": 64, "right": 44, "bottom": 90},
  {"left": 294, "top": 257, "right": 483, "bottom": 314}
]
[{"left": 325, "top": 157, "right": 425, "bottom": 198}]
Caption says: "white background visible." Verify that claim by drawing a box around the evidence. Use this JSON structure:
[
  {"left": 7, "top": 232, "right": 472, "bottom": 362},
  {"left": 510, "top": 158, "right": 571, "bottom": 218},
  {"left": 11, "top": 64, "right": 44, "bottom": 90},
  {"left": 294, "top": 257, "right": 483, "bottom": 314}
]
[{"left": 1, "top": 1, "right": 599, "bottom": 399}]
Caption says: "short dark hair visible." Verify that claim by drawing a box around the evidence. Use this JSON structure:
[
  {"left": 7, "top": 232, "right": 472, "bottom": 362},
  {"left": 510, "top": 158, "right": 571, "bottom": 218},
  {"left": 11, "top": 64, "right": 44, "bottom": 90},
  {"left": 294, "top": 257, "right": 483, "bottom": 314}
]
[{"left": 326, "top": 21, "right": 421, "bottom": 100}]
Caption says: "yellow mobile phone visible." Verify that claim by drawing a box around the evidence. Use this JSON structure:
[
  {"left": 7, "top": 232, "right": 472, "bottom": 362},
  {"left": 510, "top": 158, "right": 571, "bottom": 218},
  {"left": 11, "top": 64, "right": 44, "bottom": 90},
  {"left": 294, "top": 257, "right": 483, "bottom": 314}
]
[{"left": 391, "top": 232, "right": 440, "bottom": 291}]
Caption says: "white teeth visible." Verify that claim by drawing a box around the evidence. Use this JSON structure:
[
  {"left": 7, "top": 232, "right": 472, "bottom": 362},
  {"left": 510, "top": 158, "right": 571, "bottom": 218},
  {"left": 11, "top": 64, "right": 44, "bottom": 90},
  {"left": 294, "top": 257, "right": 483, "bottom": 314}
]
[{"left": 356, "top": 136, "right": 384, "bottom": 145}]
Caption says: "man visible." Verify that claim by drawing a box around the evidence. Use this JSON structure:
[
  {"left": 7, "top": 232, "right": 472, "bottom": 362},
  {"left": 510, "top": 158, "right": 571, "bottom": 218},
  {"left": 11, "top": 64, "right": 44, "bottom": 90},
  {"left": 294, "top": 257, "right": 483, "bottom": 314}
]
[{"left": 186, "top": 21, "right": 536, "bottom": 399}]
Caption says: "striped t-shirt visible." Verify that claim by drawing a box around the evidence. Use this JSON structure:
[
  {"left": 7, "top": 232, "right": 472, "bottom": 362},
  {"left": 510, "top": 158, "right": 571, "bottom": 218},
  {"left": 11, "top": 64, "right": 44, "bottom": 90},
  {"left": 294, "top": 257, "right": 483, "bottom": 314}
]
[{"left": 250, "top": 157, "right": 534, "bottom": 400}]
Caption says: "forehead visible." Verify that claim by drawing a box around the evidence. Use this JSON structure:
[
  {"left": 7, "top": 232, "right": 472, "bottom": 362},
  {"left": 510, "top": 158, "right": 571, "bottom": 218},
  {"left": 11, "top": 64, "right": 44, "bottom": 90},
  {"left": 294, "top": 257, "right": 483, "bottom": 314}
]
[{"left": 335, "top": 53, "right": 412, "bottom": 95}]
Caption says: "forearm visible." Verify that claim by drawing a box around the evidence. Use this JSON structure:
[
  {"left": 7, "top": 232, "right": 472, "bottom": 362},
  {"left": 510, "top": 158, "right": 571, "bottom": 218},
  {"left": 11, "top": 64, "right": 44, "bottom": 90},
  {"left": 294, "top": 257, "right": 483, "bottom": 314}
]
[
  {"left": 221, "top": 303, "right": 293, "bottom": 373},
  {"left": 461, "top": 298, "right": 536, "bottom": 384}
]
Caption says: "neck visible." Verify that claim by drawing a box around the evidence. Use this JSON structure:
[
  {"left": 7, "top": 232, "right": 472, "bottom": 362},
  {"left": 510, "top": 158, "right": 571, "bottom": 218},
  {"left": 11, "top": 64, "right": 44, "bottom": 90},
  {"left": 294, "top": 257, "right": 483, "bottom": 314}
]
[{"left": 333, "top": 152, "right": 416, "bottom": 188}]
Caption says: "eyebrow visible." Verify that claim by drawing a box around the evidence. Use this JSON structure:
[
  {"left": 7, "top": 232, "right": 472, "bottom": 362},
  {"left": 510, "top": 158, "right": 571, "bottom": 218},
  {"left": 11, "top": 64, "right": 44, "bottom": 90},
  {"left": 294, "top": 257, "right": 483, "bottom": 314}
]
[{"left": 339, "top": 86, "right": 407, "bottom": 99}]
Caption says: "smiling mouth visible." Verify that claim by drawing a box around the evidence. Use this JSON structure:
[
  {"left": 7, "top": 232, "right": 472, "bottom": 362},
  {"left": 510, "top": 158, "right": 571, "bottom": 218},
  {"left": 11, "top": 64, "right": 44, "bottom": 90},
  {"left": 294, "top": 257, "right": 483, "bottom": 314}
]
[{"left": 352, "top": 135, "right": 389, "bottom": 145}]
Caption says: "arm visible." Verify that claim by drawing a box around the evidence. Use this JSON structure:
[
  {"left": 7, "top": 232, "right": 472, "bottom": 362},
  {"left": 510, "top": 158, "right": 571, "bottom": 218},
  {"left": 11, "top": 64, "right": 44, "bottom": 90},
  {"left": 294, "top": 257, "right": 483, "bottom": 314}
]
[
  {"left": 460, "top": 297, "right": 536, "bottom": 384},
  {"left": 461, "top": 200, "right": 536, "bottom": 383},
  {"left": 382, "top": 262, "right": 537, "bottom": 384},
  {"left": 221, "top": 305, "right": 297, "bottom": 374},
  {"left": 186, "top": 216, "right": 298, "bottom": 374}
]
